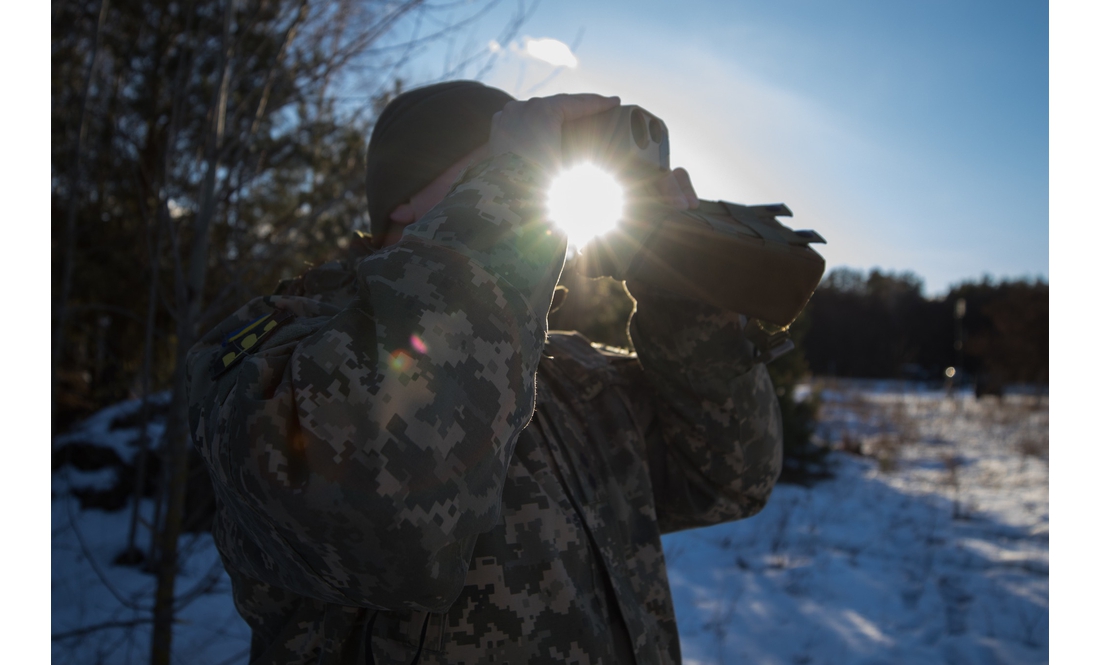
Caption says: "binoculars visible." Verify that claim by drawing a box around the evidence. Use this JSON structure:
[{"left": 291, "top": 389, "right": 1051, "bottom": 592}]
[{"left": 562, "top": 105, "right": 826, "bottom": 329}]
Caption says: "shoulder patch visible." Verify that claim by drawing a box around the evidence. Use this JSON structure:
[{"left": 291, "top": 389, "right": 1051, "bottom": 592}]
[{"left": 212, "top": 307, "right": 296, "bottom": 377}]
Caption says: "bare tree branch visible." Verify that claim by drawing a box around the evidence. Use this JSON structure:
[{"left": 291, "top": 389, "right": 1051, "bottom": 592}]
[{"left": 52, "top": 618, "right": 156, "bottom": 643}]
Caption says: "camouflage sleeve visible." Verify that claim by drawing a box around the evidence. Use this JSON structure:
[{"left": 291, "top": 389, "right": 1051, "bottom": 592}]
[
  {"left": 186, "top": 154, "right": 567, "bottom": 613},
  {"left": 620, "top": 281, "right": 784, "bottom": 534}
]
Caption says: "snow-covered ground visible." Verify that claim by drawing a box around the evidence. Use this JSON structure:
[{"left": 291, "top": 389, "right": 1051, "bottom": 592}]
[
  {"left": 52, "top": 381, "right": 1048, "bottom": 664},
  {"left": 51, "top": 393, "right": 252, "bottom": 664},
  {"left": 665, "top": 381, "right": 1049, "bottom": 665}
]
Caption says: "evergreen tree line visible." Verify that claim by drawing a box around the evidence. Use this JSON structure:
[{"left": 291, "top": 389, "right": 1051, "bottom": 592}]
[{"left": 801, "top": 267, "right": 1048, "bottom": 390}]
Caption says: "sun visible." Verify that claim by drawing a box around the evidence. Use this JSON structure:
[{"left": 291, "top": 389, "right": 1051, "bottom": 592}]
[{"left": 547, "top": 163, "right": 624, "bottom": 248}]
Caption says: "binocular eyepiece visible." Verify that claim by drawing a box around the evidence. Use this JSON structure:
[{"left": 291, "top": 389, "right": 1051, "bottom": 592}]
[{"left": 564, "top": 105, "right": 671, "bottom": 176}]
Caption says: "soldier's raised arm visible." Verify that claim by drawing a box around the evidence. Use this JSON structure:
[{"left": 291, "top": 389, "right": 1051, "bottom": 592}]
[
  {"left": 557, "top": 154, "right": 785, "bottom": 532},
  {"left": 618, "top": 280, "right": 785, "bottom": 533}
]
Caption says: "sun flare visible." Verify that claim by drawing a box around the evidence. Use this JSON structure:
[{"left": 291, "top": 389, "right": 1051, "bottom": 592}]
[{"left": 547, "top": 163, "right": 624, "bottom": 248}]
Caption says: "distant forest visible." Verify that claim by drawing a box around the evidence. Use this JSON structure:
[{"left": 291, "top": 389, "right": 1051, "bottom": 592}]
[{"left": 800, "top": 268, "right": 1048, "bottom": 390}]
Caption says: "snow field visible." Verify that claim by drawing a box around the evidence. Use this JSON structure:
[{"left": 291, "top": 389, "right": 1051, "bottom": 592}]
[
  {"left": 52, "top": 488, "right": 251, "bottom": 664},
  {"left": 52, "top": 395, "right": 252, "bottom": 664},
  {"left": 664, "top": 382, "right": 1048, "bottom": 665}
]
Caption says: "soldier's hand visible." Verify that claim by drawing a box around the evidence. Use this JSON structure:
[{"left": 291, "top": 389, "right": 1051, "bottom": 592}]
[
  {"left": 648, "top": 167, "right": 700, "bottom": 211},
  {"left": 489, "top": 93, "right": 620, "bottom": 174}
]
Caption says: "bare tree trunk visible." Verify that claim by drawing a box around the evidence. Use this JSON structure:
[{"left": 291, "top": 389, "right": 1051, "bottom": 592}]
[
  {"left": 53, "top": 0, "right": 111, "bottom": 437},
  {"left": 150, "top": 2, "right": 235, "bottom": 662},
  {"left": 149, "top": 346, "right": 197, "bottom": 665},
  {"left": 125, "top": 0, "right": 199, "bottom": 566},
  {"left": 123, "top": 208, "right": 166, "bottom": 565}
]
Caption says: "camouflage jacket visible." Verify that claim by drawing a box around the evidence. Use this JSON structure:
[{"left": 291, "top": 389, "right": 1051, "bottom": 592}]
[{"left": 186, "top": 154, "right": 783, "bottom": 664}]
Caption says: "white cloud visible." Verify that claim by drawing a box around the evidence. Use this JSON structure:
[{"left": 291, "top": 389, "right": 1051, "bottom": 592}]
[{"left": 521, "top": 37, "right": 578, "bottom": 68}]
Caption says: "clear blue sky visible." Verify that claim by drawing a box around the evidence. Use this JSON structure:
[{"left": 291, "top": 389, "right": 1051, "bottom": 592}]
[{"left": 391, "top": 0, "right": 1049, "bottom": 295}]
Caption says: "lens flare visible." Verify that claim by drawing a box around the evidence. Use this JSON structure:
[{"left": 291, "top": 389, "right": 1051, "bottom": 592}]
[
  {"left": 547, "top": 163, "right": 624, "bottom": 248},
  {"left": 389, "top": 349, "right": 414, "bottom": 373}
]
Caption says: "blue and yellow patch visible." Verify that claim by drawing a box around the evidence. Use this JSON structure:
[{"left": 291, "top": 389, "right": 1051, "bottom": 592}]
[{"left": 212, "top": 308, "right": 295, "bottom": 377}]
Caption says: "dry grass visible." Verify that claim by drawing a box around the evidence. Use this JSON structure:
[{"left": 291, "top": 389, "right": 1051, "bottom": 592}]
[
  {"left": 940, "top": 453, "right": 965, "bottom": 518},
  {"left": 819, "top": 382, "right": 1048, "bottom": 474},
  {"left": 816, "top": 383, "right": 924, "bottom": 473},
  {"left": 986, "top": 396, "right": 1049, "bottom": 463},
  {"left": 874, "top": 433, "right": 902, "bottom": 472},
  {"left": 1016, "top": 431, "right": 1049, "bottom": 461},
  {"left": 837, "top": 431, "right": 864, "bottom": 456}
]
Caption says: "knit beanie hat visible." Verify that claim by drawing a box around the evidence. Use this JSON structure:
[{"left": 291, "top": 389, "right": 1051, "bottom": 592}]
[{"left": 366, "top": 81, "right": 514, "bottom": 246}]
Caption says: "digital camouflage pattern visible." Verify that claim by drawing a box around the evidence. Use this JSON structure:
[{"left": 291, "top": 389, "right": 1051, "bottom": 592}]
[{"left": 187, "top": 153, "right": 783, "bottom": 664}]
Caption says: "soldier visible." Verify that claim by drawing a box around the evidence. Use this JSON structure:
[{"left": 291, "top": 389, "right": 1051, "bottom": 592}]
[{"left": 187, "top": 80, "right": 783, "bottom": 664}]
